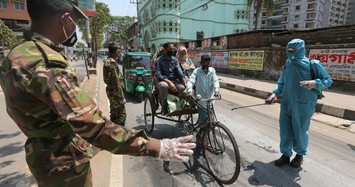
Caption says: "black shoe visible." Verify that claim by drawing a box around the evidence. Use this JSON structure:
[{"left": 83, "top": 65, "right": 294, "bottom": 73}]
[
  {"left": 290, "top": 154, "right": 303, "bottom": 168},
  {"left": 274, "top": 155, "right": 290, "bottom": 167},
  {"left": 161, "top": 107, "right": 167, "bottom": 116}
]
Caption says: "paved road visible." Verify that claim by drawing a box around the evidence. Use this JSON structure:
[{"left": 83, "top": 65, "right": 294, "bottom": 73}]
[
  {"left": 0, "top": 93, "right": 37, "bottom": 186},
  {"left": 119, "top": 89, "right": 355, "bottom": 187}
]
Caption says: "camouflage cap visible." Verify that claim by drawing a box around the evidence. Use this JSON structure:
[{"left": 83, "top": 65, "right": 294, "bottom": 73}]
[
  {"left": 109, "top": 42, "right": 121, "bottom": 52},
  {"left": 64, "top": 0, "right": 88, "bottom": 19}
]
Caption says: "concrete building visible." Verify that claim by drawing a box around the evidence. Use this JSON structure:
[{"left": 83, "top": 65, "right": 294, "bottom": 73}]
[
  {"left": 0, "top": 0, "right": 30, "bottom": 36},
  {"left": 249, "top": 0, "right": 353, "bottom": 30},
  {"left": 346, "top": 0, "right": 355, "bottom": 24},
  {"left": 138, "top": 0, "right": 249, "bottom": 53}
]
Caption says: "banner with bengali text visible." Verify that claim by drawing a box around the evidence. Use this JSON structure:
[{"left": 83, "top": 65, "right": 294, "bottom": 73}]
[
  {"left": 228, "top": 50, "right": 265, "bottom": 71},
  {"left": 309, "top": 49, "right": 355, "bottom": 82},
  {"left": 78, "top": 0, "right": 96, "bottom": 17},
  {"left": 211, "top": 52, "right": 228, "bottom": 68}
]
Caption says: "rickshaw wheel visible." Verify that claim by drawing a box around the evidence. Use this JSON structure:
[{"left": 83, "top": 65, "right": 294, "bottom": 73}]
[{"left": 144, "top": 92, "right": 156, "bottom": 133}]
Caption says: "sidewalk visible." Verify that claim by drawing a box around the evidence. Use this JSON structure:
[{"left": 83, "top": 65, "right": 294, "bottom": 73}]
[
  {"left": 217, "top": 73, "right": 355, "bottom": 133},
  {"left": 80, "top": 63, "right": 122, "bottom": 187}
]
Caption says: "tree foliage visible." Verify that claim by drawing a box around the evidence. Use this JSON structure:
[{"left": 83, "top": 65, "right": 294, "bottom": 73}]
[
  {"left": 74, "top": 41, "right": 87, "bottom": 57},
  {"left": 248, "top": 0, "right": 278, "bottom": 30},
  {"left": 104, "top": 16, "right": 136, "bottom": 48},
  {"left": 77, "top": 2, "right": 113, "bottom": 66},
  {"left": 0, "top": 22, "right": 19, "bottom": 49}
]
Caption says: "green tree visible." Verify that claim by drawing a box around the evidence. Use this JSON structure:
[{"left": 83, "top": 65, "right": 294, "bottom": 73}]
[
  {"left": 74, "top": 41, "right": 87, "bottom": 58},
  {"left": 104, "top": 16, "right": 136, "bottom": 48},
  {"left": 77, "top": 2, "right": 113, "bottom": 67},
  {"left": 248, "top": 0, "right": 278, "bottom": 30},
  {"left": 0, "top": 21, "right": 19, "bottom": 49}
]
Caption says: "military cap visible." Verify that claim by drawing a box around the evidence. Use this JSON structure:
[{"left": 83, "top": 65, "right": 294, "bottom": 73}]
[
  {"left": 64, "top": 0, "right": 88, "bottom": 19},
  {"left": 109, "top": 42, "right": 121, "bottom": 53}
]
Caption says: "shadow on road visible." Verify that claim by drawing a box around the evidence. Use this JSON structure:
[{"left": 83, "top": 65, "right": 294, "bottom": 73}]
[
  {"left": 347, "top": 144, "right": 355, "bottom": 151},
  {"left": 132, "top": 122, "right": 225, "bottom": 186},
  {"left": 0, "top": 172, "right": 37, "bottom": 187},
  {"left": 246, "top": 160, "right": 302, "bottom": 187},
  {"left": 0, "top": 142, "right": 24, "bottom": 157},
  {"left": 0, "top": 131, "right": 21, "bottom": 140}
]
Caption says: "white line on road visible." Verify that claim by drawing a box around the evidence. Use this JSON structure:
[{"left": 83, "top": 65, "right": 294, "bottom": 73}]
[{"left": 109, "top": 155, "right": 123, "bottom": 187}]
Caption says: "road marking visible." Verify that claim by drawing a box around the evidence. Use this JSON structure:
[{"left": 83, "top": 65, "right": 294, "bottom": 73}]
[{"left": 109, "top": 153, "right": 123, "bottom": 187}]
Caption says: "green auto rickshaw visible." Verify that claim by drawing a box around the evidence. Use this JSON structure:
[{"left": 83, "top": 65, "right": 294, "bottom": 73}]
[{"left": 123, "top": 52, "right": 153, "bottom": 102}]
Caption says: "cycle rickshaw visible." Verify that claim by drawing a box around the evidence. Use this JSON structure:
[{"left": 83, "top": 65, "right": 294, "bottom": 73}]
[{"left": 143, "top": 50, "right": 241, "bottom": 184}]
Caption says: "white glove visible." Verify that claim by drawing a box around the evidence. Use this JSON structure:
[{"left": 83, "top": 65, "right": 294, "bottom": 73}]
[
  {"left": 265, "top": 93, "right": 277, "bottom": 104},
  {"left": 300, "top": 80, "right": 316, "bottom": 90},
  {"left": 159, "top": 135, "right": 196, "bottom": 162}
]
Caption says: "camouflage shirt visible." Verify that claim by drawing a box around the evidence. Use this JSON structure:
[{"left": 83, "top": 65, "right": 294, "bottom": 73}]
[
  {"left": 0, "top": 31, "right": 160, "bottom": 177},
  {"left": 103, "top": 57, "right": 123, "bottom": 92}
]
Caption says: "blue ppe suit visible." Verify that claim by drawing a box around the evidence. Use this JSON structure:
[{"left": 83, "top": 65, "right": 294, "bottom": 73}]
[{"left": 273, "top": 39, "right": 333, "bottom": 157}]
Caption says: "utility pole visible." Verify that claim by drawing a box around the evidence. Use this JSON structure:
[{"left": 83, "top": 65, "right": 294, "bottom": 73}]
[
  {"left": 86, "top": 19, "right": 93, "bottom": 67},
  {"left": 130, "top": 0, "right": 142, "bottom": 51}
]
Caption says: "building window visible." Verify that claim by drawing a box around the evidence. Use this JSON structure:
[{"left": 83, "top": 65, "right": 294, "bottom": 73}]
[
  {"left": 295, "top": 5, "right": 300, "bottom": 11},
  {"left": 14, "top": 2, "right": 25, "bottom": 10},
  {"left": 294, "top": 24, "right": 298, "bottom": 28},
  {"left": 235, "top": 9, "right": 248, "bottom": 20},
  {"left": 295, "top": 15, "right": 299, "bottom": 20},
  {"left": 0, "top": 0, "right": 7, "bottom": 8}
]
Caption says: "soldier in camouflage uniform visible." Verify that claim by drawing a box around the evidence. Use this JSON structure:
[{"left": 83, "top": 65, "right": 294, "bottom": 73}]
[
  {"left": 0, "top": 1, "right": 195, "bottom": 186},
  {"left": 103, "top": 42, "right": 126, "bottom": 126}
]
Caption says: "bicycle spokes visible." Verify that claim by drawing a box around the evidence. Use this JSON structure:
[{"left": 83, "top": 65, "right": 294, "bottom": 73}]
[
  {"left": 203, "top": 123, "right": 240, "bottom": 184},
  {"left": 208, "top": 127, "right": 226, "bottom": 154}
]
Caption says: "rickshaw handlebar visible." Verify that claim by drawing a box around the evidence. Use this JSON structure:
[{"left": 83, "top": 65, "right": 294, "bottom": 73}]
[{"left": 191, "top": 94, "right": 222, "bottom": 102}]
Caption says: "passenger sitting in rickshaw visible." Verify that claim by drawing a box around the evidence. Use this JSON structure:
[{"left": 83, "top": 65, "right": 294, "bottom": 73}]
[
  {"left": 176, "top": 46, "right": 195, "bottom": 77},
  {"left": 154, "top": 42, "right": 187, "bottom": 115}
]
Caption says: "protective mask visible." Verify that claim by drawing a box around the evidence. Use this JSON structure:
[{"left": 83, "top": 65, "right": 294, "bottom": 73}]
[
  {"left": 167, "top": 50, "right": 176, "bottom": 57},
  {"left": 61, "top": 16, "right": 78, "bottom": 47},
  {"left": 288, "top": 53, "right": 296, "bottom": 60},
  {"left": 62, "top": 32, "right": 78, "bottom": 47}
]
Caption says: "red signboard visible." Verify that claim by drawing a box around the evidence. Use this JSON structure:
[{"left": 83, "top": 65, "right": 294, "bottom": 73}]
[{"left": 78, "top": 0, "right": 96, "bottom": 17}]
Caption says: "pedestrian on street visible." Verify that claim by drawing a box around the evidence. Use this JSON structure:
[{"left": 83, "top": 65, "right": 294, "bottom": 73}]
[
  {"left": 154, "top": 42, "right": 187, "bottom": 115},
  {"left": 0, "top": 1, "right": 196, "bottom": 186},
  {"left": 187, "top": 54, "right": 220, "bottom": 124},
  {"left": 265, "top": 38, "right": 332, "bottom": 168},
  {"left": 103, "top": 42, "right": 126, "bottom": 126}
]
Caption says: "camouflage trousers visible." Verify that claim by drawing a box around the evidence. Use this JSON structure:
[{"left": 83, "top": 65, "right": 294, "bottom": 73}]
[
  {"left": 106, "top": 87, "right": 126, "bottom": 126},
  {"left": 34, "top": 162, "right": 92, "bottom": 187}
]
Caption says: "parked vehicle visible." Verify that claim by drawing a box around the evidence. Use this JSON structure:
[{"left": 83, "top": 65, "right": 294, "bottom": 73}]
[{"left": 123, "top": 52, "right": 153, "bottom": 102}]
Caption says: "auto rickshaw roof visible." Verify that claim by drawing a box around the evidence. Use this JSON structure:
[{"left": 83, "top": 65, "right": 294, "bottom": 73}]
[{"left": 125, "top": 52, "right": 152, "bottom": 57}]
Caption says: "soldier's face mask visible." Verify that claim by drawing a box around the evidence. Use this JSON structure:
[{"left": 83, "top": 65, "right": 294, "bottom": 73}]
[
  {"left": 61, "top": 15, "right": 78, "bottom": 47},
  {"left": 287, "top": 48, "right": 296, "bottom": 60}
]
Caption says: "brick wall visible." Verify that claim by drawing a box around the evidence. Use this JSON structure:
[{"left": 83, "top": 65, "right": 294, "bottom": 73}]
[{"left": 0, "top": 2, "right": 30, "bottom": 21}]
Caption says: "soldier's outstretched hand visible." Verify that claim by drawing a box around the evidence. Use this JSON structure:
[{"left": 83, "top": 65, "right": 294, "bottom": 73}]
[{"left": 159, "top": 135, "right": 196, "bottom": 162}]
